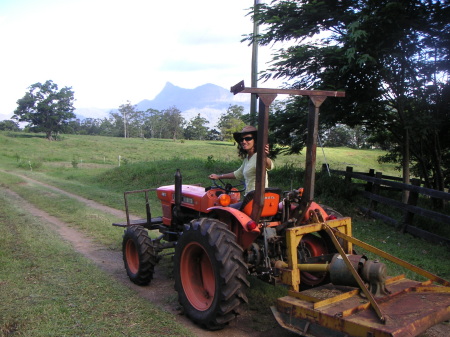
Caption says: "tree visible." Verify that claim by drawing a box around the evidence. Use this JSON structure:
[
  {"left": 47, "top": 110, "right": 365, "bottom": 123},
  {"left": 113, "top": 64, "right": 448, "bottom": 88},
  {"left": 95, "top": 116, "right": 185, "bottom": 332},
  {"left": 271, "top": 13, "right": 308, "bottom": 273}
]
[
  {"left": 109, "top": 102, "right": 145, "bottom": 139},
  {"left": 268, "top": 98, "right": 309, "bottom": 155},
  {"left": 0, "top": 120, "right": 20, "bottom": 131},
  {"left": 216, "top": 105, "right": 246, "bottom": 141},
  {"left": 118, "top": 101, "right": 143, "bottom": 138},
  {"left": 142, "top": 108, "right": 160, "bottom": 138},
  {"left": 207, "top": 128, "right": 222, "bottom": 141},
  {"left": 13, "top": 80, "right": 75, "bottom": 140},
  {"left": 109, "top": 111, "right": 126, "bottom": 137},
  {"left": 250, "top": 0, "right": 450, "bottom": 192},
  {"left": 144, "top": 109, "right": 164, "bottom": 138},
  {"left": 75, "top": 118, "right": 105, "bottom": 135},
  {"left": 161, "top": 107, "right": 185, "bottom": 140},
  {"left": 323, "top": 124, "right": 354, "bottom": 148},
  {"left": 184, "top": 114, "right": 209, "bottom": 140}
]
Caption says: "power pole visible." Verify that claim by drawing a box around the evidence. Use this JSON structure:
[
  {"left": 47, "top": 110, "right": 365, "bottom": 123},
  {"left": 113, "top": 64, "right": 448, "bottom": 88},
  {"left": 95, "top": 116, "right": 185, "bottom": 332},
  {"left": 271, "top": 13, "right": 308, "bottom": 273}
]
[{"left": 250, "top": 0, "right": 260, "bottom": 126}]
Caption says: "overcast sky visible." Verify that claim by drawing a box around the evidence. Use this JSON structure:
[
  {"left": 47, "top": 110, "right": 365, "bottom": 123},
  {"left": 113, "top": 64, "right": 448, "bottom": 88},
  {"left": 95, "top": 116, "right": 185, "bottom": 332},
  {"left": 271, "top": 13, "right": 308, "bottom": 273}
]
[{"left": 0, "top": 0, "right": 286, "bottom": 121}]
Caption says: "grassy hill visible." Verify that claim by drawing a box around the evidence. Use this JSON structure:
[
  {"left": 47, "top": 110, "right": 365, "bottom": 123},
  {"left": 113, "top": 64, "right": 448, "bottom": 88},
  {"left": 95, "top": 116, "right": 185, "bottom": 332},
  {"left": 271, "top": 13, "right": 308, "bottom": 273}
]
[
  {"left": 0, "top": 131, "right": 399, "bottom": 174},
  {"left": 0, "top": 131, "right": 402, "bottom": 217}
]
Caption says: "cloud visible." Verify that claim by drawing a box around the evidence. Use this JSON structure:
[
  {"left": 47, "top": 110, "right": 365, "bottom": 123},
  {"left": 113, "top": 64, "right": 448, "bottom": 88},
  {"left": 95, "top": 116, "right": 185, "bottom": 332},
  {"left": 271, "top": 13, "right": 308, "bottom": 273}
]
[
  {"left": 0, "top": 0, "right": 281, "bottom": 118},
  {"left": 159, "top": 59, "right": 235, "bottom": 72}
]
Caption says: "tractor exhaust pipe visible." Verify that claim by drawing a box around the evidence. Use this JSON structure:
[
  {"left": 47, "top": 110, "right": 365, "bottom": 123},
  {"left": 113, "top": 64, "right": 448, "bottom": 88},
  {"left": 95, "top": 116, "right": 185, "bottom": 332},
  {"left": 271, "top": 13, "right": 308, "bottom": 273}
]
[{"left": 174, "top": 169, "right": 182, "bottom": 217}]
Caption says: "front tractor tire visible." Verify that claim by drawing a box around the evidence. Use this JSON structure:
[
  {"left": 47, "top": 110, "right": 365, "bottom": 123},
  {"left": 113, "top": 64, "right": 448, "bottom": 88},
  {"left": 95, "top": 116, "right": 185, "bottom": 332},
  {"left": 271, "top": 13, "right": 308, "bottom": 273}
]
[
  {"left": 174, "top": 218, "right": 249, "bottom": 330},
  {"left": 122, "top": 225, "right": 158, "bottom": 286}
]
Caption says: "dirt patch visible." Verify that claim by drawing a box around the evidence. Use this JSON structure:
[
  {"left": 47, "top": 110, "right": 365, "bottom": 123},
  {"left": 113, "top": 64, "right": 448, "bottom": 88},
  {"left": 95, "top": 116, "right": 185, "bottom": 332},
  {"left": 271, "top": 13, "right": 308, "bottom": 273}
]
[
  {"left": 2, "top": 173, "right": 448, "bottom": 337},
  {"left": 45, "top": 162, "right": 115, "bottom": 169}
]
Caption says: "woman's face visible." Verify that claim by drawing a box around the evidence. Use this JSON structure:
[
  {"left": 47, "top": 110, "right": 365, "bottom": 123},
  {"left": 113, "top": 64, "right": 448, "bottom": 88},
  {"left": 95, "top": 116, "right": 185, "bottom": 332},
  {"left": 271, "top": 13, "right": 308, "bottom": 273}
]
[{"left": 240, "top": 133, "right": 255, "bottom": 152}]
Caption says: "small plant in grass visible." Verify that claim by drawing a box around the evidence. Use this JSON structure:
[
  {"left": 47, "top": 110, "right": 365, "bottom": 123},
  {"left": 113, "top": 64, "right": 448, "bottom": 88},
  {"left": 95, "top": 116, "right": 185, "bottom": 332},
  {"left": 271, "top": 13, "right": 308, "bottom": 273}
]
[
  {"left": 205, "top": 155, "right": 216, "bottom": 169},
  {"left": 16, "top": 158, "right": 42, "bottom": 170},
  {"left": 71, "top": 157, "right": 78, "bottom": 168}
]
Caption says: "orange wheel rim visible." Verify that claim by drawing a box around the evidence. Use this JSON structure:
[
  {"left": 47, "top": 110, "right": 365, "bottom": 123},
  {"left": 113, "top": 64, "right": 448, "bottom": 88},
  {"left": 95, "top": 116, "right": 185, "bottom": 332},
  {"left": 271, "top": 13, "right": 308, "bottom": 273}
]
[
  {"left": 300, "top": 234, "right": 328, "bottom": 285},
  {"left": 126, "top": 240, "right": 139, "bottom": 274},
  {"left": 180, "top": 242, "right": 215, "bottom": 311}
]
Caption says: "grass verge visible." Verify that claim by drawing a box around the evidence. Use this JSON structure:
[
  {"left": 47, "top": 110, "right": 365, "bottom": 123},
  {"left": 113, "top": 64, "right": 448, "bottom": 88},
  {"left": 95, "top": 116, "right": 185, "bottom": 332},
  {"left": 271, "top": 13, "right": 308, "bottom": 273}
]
[{"left": 0, "top": 189, "right": 193, "bottom": 337}]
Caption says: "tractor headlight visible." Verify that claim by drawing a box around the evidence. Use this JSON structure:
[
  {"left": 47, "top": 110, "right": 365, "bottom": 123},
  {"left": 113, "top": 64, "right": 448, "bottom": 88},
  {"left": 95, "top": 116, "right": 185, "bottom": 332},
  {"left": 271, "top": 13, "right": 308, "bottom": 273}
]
[{"left": 218, "top": 194, "right": 231, "bottom": 206}]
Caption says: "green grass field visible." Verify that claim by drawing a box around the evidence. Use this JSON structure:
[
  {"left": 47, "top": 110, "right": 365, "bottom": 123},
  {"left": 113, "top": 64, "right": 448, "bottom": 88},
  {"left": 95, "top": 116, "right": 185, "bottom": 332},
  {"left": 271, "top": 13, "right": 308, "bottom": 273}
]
[
  {"left": 0, "top": 131, "right": 448, "bottom": 336},
  {"left": 0, "top": 131, "right": 399, "bottom": 174}
]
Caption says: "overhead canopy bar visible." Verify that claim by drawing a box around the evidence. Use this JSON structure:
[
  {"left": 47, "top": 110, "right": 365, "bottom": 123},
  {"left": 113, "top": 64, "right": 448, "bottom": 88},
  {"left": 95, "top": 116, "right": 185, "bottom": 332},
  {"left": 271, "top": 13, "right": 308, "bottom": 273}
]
[{"left": 231, "top": 80, "right": 345, "bottom": 223}]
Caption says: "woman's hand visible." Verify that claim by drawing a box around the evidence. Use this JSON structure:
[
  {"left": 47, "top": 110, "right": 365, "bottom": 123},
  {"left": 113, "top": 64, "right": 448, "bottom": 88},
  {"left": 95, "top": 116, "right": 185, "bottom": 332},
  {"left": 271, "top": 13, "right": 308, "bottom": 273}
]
[
  {"left": 265, "top": 144, "right": 273, "bottom": 169},
  {"left": 209, "top": 174, "right": 220, "bottom": 180}
]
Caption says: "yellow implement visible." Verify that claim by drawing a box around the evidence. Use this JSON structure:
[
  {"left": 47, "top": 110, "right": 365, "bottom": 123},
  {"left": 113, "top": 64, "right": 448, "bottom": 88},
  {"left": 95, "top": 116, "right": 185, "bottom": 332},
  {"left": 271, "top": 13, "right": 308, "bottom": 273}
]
[{"left": 272, "top": 219, "right": 450, "bottom": 337}]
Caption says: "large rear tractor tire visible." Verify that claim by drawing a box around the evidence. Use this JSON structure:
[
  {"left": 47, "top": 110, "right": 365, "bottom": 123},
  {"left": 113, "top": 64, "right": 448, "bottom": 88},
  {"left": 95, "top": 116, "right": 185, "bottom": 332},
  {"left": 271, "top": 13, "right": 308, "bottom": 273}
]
[
  {"left": 319, "top": 204, "right": 349, "bottom": 253},
  {"left": 320, "top": 204, "right": 343, "bottom": 220},
  {"left": 122, "top": 225, "right": 158, "bottom": 286},
  {"left": 174, "top": 218, "right": 249, "bottom": 330}
]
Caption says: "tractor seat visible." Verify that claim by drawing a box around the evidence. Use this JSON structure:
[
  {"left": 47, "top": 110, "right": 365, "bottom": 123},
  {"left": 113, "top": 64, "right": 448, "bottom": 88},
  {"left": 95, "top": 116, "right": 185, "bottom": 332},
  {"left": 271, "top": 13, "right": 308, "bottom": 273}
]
[{"left": 240, "top": 188, "right": 282, "bottom": 218}]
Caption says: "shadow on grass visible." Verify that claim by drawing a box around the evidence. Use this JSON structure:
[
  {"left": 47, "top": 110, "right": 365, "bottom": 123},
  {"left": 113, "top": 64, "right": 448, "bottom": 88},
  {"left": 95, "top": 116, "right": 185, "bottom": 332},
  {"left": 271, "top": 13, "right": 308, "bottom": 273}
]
[
  {"left": 206, "top": 142, "right": 236, "bottom": 147},
  {"left": 6, "top": 132, "right": 47, "bottom": 139}
]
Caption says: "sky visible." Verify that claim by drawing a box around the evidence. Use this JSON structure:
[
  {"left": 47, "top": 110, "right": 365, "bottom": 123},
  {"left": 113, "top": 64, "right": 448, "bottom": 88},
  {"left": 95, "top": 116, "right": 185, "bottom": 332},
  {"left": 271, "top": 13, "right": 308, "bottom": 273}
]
[{"left": 0, "top": 0, "right": 285, "bottom": 121}]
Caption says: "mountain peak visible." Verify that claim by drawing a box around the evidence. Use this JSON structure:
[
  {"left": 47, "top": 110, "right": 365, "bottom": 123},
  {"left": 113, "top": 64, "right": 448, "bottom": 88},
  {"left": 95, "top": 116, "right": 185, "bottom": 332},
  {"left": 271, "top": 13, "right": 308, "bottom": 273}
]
[
  {"left": 162, "top": 82, "right": 178, "bottom": 89},
  {"left": 138, "top": 83, "right": 233, "bottom": 111}
]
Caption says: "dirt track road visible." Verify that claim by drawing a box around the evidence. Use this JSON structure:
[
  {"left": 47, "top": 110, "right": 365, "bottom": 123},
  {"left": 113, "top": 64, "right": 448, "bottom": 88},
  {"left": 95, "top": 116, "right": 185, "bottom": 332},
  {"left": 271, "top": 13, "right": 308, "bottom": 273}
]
[{"left": 3, "top": 173, "right": 448, "bottom": 337}]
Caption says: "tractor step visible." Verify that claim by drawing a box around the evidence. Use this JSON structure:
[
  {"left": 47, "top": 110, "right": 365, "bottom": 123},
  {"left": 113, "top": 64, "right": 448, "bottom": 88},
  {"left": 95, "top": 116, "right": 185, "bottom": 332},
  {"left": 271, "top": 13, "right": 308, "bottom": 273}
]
[
  {"left": 272, "top": 276, "right": 450, "bottom": 337},
  {"left": 112, "top": 217, "right": 163, "bottom": 228}
]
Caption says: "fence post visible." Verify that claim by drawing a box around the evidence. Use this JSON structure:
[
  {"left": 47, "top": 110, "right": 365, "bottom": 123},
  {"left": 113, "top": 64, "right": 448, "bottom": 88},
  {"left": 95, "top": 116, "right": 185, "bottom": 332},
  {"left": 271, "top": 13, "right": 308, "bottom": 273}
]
[
  {"left": 365, "top": 169, "right": 375, "bottom": 191},
  {"left": 400, "top": 178, "right": 420, "bottom": 233},
  {"left": 345, "top": 166, "right": 353, "bottom": 185},
  {"left": 367, "top": 172, "right": 382, "bottom": 214}
]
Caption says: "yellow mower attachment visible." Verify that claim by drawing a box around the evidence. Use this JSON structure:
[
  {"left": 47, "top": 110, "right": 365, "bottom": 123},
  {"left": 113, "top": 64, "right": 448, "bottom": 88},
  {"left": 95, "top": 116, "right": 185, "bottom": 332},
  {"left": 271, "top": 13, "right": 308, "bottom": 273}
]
[{"left": 272, "top": 218, "right": 450, "bottom": 337}]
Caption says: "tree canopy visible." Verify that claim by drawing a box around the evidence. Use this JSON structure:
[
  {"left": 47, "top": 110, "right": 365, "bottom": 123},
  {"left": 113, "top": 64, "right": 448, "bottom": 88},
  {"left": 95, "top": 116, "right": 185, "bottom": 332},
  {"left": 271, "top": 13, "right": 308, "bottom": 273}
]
[
  {"left": 184, "top": 114, "right": 209, "bottom": 140},
  {"left": 250, "top": 0, "right": 450, "bottom": 191},
  {"left": 216, "top": 105, "right": 246, "bottom": 141},
  {"left": 0, "top": 120, "right": 20, "bottom": 132},
  {"left": 13, "top": 80, "right": 76, "bottom": 140}
]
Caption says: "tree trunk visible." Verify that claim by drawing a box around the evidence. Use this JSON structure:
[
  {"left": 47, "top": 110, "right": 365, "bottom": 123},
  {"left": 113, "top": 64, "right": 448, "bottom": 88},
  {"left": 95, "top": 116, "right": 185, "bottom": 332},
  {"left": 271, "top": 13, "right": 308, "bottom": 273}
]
[
  {"left": 431, "top": 132, "right": 445, "bottom": 208},
  {"left": 402, "top": 128, "right": 410, "bottom": 203}
]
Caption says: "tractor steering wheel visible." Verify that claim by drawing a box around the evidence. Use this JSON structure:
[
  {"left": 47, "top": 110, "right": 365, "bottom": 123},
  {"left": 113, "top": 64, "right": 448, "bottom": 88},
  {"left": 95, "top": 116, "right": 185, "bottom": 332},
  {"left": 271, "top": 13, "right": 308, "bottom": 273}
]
[{"left": 212, "top": 178, "right": 246, "bottom": 194}]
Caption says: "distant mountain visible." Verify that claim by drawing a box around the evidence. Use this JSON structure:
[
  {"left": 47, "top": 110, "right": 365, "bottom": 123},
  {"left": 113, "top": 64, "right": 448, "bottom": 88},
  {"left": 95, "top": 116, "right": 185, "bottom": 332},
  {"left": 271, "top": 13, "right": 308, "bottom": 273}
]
[
  {"left": 74, "top": 82, "right": 249, "bottom": 128},
  {"left": 136, "top": 82, "right": 249, "bottom": 127},
  {"left": 137, "top": 82, "right": 234, "bottom": 111}
]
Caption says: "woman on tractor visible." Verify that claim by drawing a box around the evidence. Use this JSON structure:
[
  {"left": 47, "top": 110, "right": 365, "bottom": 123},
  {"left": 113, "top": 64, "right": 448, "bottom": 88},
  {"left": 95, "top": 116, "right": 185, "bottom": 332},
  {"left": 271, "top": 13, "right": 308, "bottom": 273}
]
[{"left": 209, "top": 125, "right": 273, "bottom": 196}]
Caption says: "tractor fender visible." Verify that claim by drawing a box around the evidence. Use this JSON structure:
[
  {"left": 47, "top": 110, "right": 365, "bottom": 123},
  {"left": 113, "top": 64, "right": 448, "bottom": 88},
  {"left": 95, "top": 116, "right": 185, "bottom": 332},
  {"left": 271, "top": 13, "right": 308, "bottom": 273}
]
[
  {"left": 302, "top": 201, "right": 329, "bottom": 223},
  {"left": 207, "top": 206, "right": 260, "bottom": 250}
]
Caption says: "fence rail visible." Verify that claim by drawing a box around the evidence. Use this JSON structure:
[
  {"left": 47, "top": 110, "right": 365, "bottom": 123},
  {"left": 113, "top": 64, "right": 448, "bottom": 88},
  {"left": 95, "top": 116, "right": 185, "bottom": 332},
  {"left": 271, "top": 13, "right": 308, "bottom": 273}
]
[{"left": 322, "top": 165, "right": 450, "bottom": 245}]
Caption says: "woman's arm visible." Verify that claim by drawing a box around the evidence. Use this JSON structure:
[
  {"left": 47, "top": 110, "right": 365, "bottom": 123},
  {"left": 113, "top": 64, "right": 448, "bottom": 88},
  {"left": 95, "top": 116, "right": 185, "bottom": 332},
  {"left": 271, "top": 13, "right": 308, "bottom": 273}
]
[
  {"left": 209, "top": 172, "right": 236, "bottom": 180},
  {"left": 265, "top": 144, "right": 273, "bottom": 170}
]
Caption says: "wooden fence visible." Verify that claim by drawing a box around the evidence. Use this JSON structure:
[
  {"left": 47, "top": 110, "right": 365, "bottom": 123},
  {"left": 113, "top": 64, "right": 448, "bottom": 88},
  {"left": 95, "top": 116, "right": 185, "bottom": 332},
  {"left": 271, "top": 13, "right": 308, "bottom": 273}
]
[{"left": 322, "top": 165, "right": 450, "bottom": 245}]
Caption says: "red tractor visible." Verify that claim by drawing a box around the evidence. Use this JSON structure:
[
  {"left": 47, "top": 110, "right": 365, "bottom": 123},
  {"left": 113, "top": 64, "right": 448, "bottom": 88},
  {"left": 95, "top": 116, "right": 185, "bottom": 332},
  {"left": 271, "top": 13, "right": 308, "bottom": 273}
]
[{"left": 113, "top": 83, "right": 450, "bottom": 336}]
